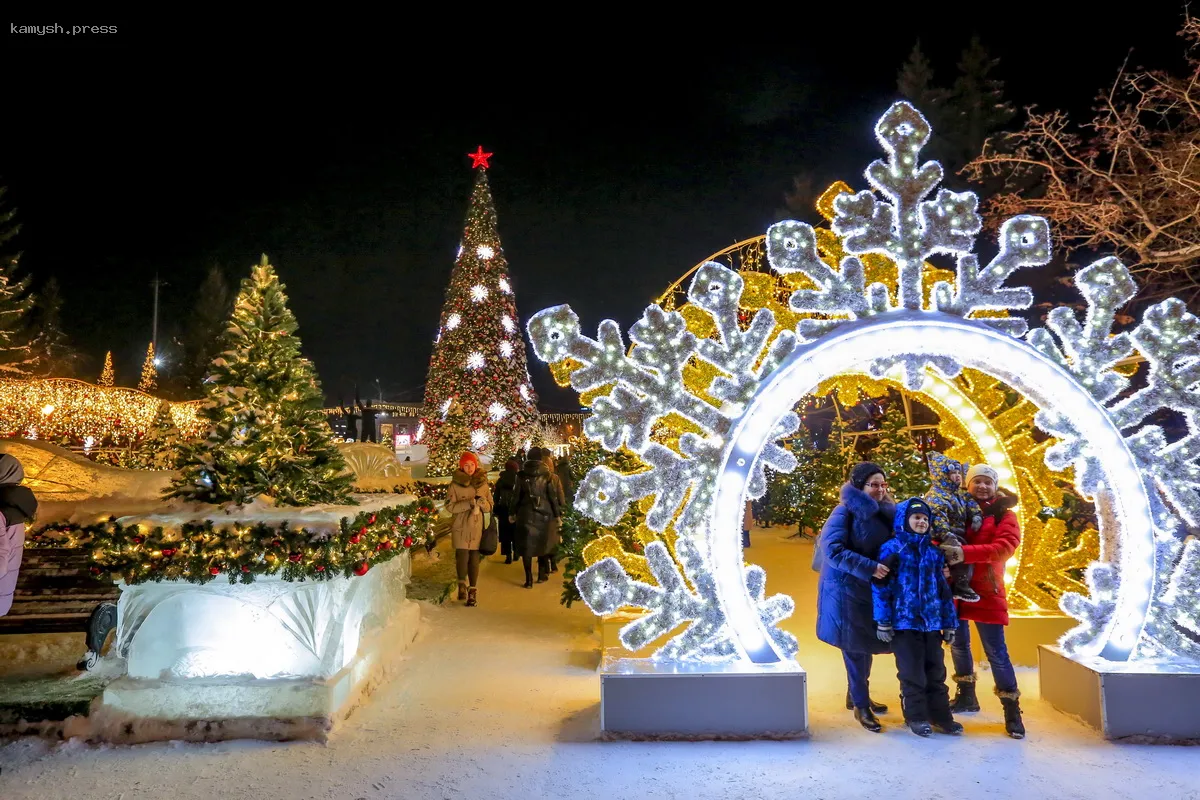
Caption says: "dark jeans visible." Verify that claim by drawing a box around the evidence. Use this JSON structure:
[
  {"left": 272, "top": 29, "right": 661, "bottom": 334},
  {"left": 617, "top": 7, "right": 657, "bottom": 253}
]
[
  {"left": 742, "top": 528, "right": 750, "bottom": 548},
  {"left": 523, "top": 555, "right": 550, "bottom": 583},
  {"left": 892, "top": 630, "right": 952, "bottom": 723},
  {"left": 455, "top": 549, "right": 480, "bottom": 587},
  {"left": 842, "top": 651, "right": 874, "bottom": 709},
  {"left": 951, "top": 620, "right": 1019, "bottom": 693}
]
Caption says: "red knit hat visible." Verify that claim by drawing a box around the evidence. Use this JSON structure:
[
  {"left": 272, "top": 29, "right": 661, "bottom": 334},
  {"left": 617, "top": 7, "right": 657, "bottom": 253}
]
[{"left": 459, "top": 452, "right": 479, "bottom": 471}]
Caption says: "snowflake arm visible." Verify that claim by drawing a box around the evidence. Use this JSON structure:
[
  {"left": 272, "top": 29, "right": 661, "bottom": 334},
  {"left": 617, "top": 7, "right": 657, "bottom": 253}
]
[
  {"left": 1110, "top": 298, "right": 1200, "bottom": 429},
  {"left": 933, "top": 216, "right": 1051, "bottom": 335},
  {"left": 765, "top": 220, "right": 871, "bottom": 330}
]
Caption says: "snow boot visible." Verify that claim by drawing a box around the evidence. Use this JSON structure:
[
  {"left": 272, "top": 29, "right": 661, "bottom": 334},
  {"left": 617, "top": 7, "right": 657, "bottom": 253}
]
[
  {"left": 952, "top": 585, "right": 981, "bottom": 603},
  {"left": 998, "top": 690, "right": 1025, "bottom": 739},
  {"left": 457, "top": 580, "right": 468, "bottom": 602},
  {"left": 907, "top": 720, "right": 933, "bottom": 737},
  {"left": 845, "top": 691, "right": 888, "bottom": 714},
  {"left": 853, "top": 707, "right": 882, "bottom": 733},
  {"left": 466, "top": 587, "right": 477, "bottom": 607},
  {"left": 950, "top": 674, "right": 981, "bottom": 713},
  {"left": 931, "top": 718, "right": 964, "bottom": 735}
]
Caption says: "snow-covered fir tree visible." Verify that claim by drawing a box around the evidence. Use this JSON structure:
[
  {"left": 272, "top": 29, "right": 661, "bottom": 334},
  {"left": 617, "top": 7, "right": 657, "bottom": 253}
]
[
  {"left": 0, "top": 186, "right": 38, "bottom": 376},
  {"left": 136, "top": 400, "right": 182, "bottom": 470},
  {"left": 420, "top": 148, "right": 539, "bottom": 476},
  {"left": 166, "top": 256, "right": 353, "bottom": 506}
]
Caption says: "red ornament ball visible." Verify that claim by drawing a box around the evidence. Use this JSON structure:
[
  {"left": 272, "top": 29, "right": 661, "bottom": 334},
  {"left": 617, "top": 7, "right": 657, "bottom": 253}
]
[
  {"left": 402, "top": 536, "right": 414, "bottom": 548},
  {"left": 349, "top": 534, "right": 361, "bottom": 544},
  {"left": 359, "top": 526, "right": 368, "bottom": 536},
  {"left": 316, "top": 565, "right": 326, "bottom": 572},
  {"left": 162, "top": 549, "right": 175, "bottom": 557},
  {"left": 288, "top": 553, "right": 303, "bottom": 563},
  {"left": 210, "top": 567, "right": 220, "bottom": 575},
  {"left": 241, "top": 565, "right": 250, "bottom": 573},
  {"left": 368, "top": 515, "right": 377, "bottom": 525},
  {"left": 354, "top": 562, "right": 369, "bottom": 576}
]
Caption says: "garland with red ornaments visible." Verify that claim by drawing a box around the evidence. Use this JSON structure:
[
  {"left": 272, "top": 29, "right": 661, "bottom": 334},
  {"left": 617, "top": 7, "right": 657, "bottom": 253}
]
[{"left": 28, "top": 500, "right": 438, "bottom": 585}]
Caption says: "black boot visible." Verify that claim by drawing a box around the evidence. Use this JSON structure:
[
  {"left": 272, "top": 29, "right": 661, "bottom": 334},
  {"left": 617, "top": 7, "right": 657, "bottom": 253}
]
[
  {"left": 931, "top": 718, "right": 964, "bottom": 735},
  {"left": 907, "top": 720, "right": 933, "bottom": 737},
  {"left": 950, "top": 674, "right": 981, "bottom": 713},
  {"left": 853, "top": 707, "right": 882, "bottom": 732},
  {"left": 953, "top": 581, "right": 981, "bottom": 603},
  {"left": 845, "top": 691, "right": 888, "bottom": 714},
  {"left": 998, "top": 691, "right": 1025, "bottom": 739}
]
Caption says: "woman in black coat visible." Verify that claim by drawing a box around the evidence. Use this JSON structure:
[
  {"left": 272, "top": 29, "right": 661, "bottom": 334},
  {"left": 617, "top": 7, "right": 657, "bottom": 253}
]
[
  {"left": 494, "top": 459, "right": 521, "bottom": 563},
  {"left": 510, "top": 447, "right": 561, "bottom": 588},
  {"left": 815, "top": 461, "right": 897, "bottom": 732}
]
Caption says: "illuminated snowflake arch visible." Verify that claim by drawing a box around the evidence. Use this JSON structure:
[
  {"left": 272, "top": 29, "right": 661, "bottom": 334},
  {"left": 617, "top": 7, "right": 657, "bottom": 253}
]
[{"left": 527, "top": 101, "right": 1200, "bottom": 667}]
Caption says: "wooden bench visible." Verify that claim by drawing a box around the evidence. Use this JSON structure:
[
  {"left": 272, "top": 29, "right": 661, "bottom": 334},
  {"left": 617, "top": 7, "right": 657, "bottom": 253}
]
[{"left": 0, "top": 547, "right": 119, "bottom": 670}]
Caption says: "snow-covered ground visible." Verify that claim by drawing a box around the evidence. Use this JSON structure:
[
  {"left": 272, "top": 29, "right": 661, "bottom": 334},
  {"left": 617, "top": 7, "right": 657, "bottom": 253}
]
[{"left": 2, "top": 526, "right": 1196, "bottom": 799}]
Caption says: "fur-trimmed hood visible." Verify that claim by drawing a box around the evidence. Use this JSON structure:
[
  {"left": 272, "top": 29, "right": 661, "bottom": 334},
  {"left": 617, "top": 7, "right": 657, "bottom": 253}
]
[{"left": 452, "top": 468, "right": 488, "bottom": 489}]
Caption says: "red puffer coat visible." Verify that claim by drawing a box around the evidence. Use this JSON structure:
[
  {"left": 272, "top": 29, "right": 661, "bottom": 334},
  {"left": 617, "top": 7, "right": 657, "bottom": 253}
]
[{"left": 958, "top": 490, "right": 1020, "bottom": 626}]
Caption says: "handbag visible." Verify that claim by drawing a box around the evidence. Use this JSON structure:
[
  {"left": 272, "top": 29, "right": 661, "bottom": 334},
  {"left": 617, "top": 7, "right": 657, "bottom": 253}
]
[{"left": 478, "top": 512, "right": 499, "bottom": 556}]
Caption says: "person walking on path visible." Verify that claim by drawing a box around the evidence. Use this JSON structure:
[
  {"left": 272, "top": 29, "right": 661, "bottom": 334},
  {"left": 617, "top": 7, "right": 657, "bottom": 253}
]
[
  {"left": 446, "top": 451, "right": 492, "bottom": 607},
  {"left": 815, "top": 461, "right": 896, "bottom": 732},
  {"left": 494, "top": 458, "right": 521, "bottom": 564},
  {"left": 0, "top": 454, "right": 38, "bottom": 617},
  {"left": 541, "top": 450, "right": 567, "bottom": 574},
  {"left": 510, "top": 447, "right": 560, "bottom": 588},
  {"left": 941, "top": 463, "right": 1026, "bottom": 739}
]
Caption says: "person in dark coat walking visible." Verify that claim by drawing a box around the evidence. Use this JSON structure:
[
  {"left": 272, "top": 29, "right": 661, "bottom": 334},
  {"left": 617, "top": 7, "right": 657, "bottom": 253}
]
[
  {"left": 356, "top": 394, "right": 379, "bottom": 443},
  {"left": 494, "top": 458, "right": 521, "bottom": 563},
  {"left": 815, "top": 461, "right": 896, "bottom": 732},
  {"left": 874, "top": 498, "right": 961, "bottom": 737},
  {"left": 339, "top": 402, "right": 359, "bottom": 442},
  {"left": 510, "top": 447, "right": 560, "bottom": 588}
]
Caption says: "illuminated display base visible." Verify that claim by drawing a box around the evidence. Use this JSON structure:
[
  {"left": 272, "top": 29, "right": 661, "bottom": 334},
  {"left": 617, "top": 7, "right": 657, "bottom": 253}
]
[
  {"left": 94, "top": 554, "right": 419, "bottom": 742},
  {"left": 1039, "top": 646, "right": 1200, "bottom": 741},
  {"left": 599, "top": 657, "right": 807, "bottom": 739}
]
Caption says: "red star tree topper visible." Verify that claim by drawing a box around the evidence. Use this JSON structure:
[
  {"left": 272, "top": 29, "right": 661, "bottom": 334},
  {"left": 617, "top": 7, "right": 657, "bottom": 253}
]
[
  {"left": 468, "top": 145, "right": 493, "bottom": 169},
  {"left": 420, "top": 157, "right": 539, "bottom": 476}
]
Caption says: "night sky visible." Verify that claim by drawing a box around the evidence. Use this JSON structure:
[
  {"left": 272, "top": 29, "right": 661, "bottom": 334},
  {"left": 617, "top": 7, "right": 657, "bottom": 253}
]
[{"left": 2, "top": 8, "right": 1189, "bottom": 410}]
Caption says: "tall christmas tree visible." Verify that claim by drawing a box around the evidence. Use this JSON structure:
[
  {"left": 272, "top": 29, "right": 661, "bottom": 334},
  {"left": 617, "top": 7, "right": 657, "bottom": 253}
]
[
  {"left": 98, "top": 351, "right": 115, "bottom": 386},
  {"left": 0, "top": 185, "right": 38, "bottom": 376},
  {"left": 138, "top": 342, "right": 158, "bottom": 392},
  {"left": 166, "top": 255, "right": 353, "bottom": 506},
  {"left": 420, "top": 147, "right": 538, "bottom": 475}
]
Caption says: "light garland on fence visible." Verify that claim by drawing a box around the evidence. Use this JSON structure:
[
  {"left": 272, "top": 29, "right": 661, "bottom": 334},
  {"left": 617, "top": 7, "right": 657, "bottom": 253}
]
[
  {"left": 0, "top": 378, "right": 205, "bottom": 445},
  {"left": 29, "top": 500, "right": 438, "bottom": 585}
]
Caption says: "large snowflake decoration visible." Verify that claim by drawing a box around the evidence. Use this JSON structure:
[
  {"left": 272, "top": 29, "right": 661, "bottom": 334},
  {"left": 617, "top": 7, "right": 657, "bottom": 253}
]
[{"left": 528, "top": 101, "right": 1200, "bottom": 665}]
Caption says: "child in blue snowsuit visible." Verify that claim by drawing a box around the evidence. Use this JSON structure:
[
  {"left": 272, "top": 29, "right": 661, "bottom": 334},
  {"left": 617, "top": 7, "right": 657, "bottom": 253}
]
[
  {"left": 924, "top": 452, "right": 982, "bottom": 604},
  {"left": 873, "top": 498, "right": 962, "bottom": 737}
]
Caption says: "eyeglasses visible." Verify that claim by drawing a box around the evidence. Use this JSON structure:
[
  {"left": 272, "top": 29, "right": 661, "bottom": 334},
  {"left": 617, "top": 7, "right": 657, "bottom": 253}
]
[{"left": 865, "top": 482, "right": 888, "bottom": 489}]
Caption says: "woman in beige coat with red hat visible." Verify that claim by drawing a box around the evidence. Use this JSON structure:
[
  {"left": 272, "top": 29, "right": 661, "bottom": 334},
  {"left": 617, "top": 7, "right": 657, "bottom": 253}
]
[{"left": 446, "top": 451, "right": 493, "bottom": 607}]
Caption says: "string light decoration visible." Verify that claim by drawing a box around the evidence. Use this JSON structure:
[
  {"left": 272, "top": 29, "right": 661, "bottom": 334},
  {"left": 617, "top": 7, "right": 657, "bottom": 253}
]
[
  {"left": 0, "top": 377, "right": 205, "bottom": 445},
  {"left": 98, "top": 351, "right": 114, "bottom": 387},
  {"left": 137, "top": 343, "right": 158, "bottom": 393},
  {"left": 529, "top": 101, "right": 1200, "bottom": 666},
  {"left": 420, "top": 150, "right": 538, "bottom": 476},
  {"left": 31, "top": 501, "right": 437, "bottom": 585}
]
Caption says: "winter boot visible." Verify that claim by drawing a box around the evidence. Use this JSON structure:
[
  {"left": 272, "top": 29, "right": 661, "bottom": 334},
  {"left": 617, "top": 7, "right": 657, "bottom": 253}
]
[
  {"left": 504, "top": 554, "right": 513, "bottom": 564},
  {"left": 931, "top": 718, "right": 964, "bottom": 735},
  {"left": 845, "top": 691, "right": 888, "bottom": 714},
  {"left": 466, "top": 587, "right": 477, "bottom": 607},
  {"left": 907, "top": 720, "right": 933, "bottom": 737},
  {"left": 853, "top": 707, "right": 882, "bottom": 733},
  {"left": 457, "top": 580, "right": 468, "bottom": 602},
  {"left": 536, "top": 563, "right": 549, "bottom": 583},
  {"left": 952, "top": 583, "right": 981, "bottom": 603},
  {"left": 950, "top": 674, "right": 981, "bottom": 713},
  {"left": 998, "top": 690, "right": 1025, "bottom": 739}
]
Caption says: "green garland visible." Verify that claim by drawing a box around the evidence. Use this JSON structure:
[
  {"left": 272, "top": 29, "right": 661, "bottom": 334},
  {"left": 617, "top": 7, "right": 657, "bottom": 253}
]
[{"left": 28, "top": 500, "right": 438, "bottom": 586}]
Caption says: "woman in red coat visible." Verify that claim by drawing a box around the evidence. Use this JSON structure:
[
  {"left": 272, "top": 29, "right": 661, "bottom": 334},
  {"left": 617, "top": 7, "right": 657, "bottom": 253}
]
[{"left": 938, "top": 463, "right": 1025, "bottom": 739}]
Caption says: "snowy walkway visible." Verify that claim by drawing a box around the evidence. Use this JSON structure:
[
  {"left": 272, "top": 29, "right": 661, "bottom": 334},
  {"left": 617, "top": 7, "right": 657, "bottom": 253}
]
[{"left": 2, "top": 526, "right": 1197, "bottom": 799}]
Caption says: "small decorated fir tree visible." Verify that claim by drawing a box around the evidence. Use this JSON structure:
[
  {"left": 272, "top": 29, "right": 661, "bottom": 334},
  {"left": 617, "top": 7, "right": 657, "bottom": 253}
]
[
  {"left": 0, "top": 186, "right": 38, "bottom": 376},
  {"left": 138, "top": 343, "right": 157, "bottom": 392},
  {"left": 137, "top": 400, "right": 182, "bottom": 470},
  {"left": 868, "top": 398, "right": 929, "bottom": 500},
  {"left": 166, "top": 256, "right": 353, "bottom": 506},
  {"left": 98, "top": 351, "right": 115, "bottom": 386}
]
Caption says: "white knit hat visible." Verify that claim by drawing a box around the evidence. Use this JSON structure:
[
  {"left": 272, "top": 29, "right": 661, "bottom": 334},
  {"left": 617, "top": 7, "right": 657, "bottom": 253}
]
[{"left": 965, "top": 463, "right": 999, "bottom": 485}]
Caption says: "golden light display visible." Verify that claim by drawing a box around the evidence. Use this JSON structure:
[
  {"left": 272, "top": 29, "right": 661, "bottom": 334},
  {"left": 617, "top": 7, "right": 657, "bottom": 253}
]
[
  {"left": 553, "top": 179, "right": 1100, "bottom": 611},
  {"left": 0, "top": 377, "right": 206, "bottom": 446}
]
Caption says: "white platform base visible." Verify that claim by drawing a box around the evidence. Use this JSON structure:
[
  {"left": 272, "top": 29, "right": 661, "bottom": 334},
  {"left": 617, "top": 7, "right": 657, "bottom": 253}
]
[
  {"left": 600, "top": 657, "right": 807, "bottom": 739},
  {"left": 1039, "top": 645, "right": 1200, "bottom": 741}
]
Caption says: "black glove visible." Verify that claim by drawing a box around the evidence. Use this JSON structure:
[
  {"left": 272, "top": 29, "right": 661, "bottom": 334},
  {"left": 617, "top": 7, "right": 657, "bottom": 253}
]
[
  {"left": 942, "top": 629, "right": 956, "bottom": 644},
  {"left": 876, "top": 625, "right": 894, "bottom": 643}
]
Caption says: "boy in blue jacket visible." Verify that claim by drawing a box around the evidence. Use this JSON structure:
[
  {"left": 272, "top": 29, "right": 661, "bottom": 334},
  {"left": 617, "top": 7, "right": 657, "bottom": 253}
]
[{"left": 874, "top": 498, "right": 963, "bottom": 737}]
